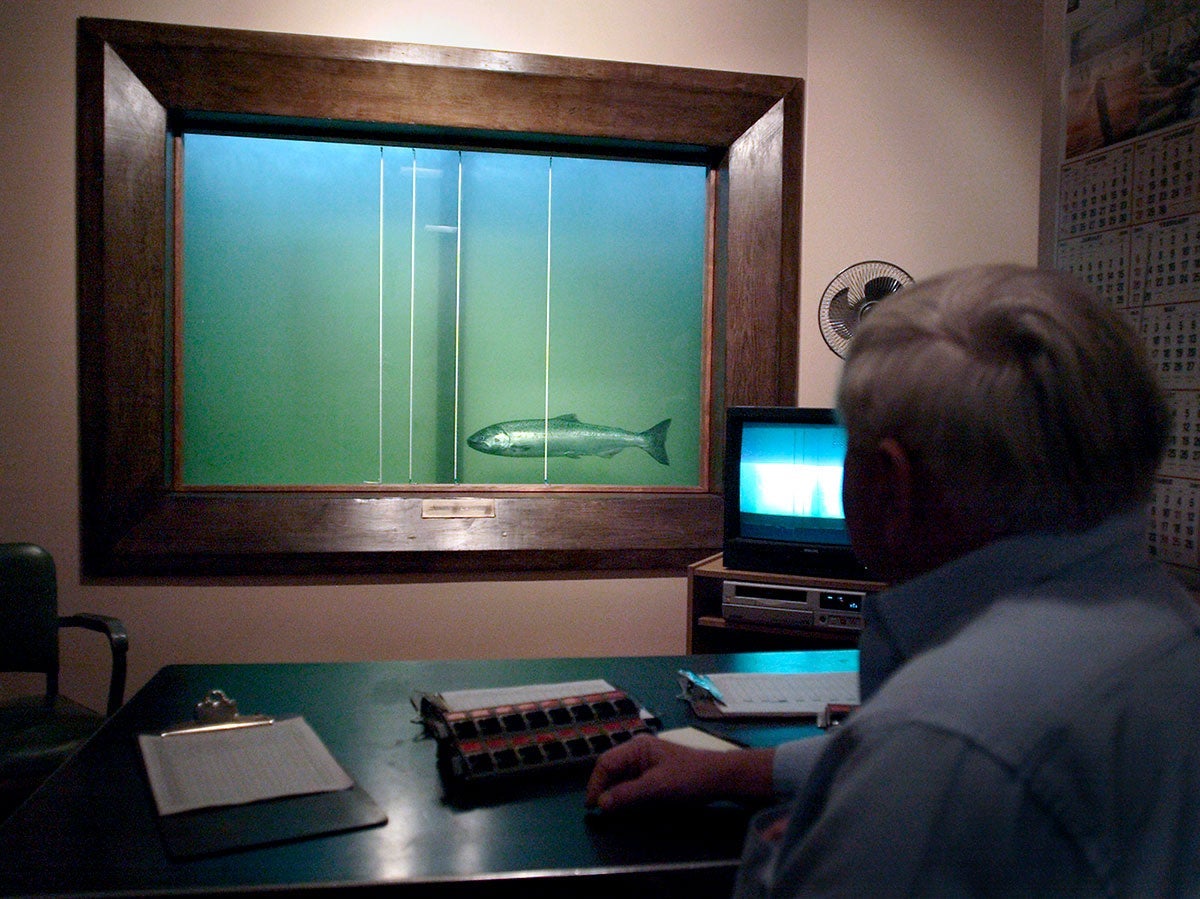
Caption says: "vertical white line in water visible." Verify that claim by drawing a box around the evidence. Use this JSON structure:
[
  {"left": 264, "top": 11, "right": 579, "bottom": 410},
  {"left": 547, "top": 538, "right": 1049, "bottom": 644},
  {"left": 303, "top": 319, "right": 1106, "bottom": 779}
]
[
  {"left": 407, "top": 148, "right": 417, "bottom": 483},
  {"left": 375, "top": 147, "right": 384, "bottom": 485},
  {"left": 543, "top": 158, "right": 553, "bottom": 484},
  {"left": 452, "top": 151, "right": 464, "bottom": 483}
]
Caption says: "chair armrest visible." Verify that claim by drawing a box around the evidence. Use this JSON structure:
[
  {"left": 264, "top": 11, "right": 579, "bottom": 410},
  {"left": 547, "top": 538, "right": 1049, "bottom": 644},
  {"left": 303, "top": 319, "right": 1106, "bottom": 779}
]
[{"left": 59, "top": 613, "right": 129, "bottom": 716}]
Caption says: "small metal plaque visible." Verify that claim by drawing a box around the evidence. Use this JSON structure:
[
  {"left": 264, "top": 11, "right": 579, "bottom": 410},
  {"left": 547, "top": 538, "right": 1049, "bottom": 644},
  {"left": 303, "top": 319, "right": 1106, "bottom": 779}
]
[{"left": 421, "top": 498, "right": 497, "bottom": 519}]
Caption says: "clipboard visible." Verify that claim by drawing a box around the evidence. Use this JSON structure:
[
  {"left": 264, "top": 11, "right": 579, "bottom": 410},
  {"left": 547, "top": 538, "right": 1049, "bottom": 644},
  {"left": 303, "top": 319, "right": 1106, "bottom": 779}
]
[
  {"left": 153, "top": 784, "right": 387, "bottom": 860},
  {"left": 137, "top": 690, "right": 386, "bottom": 858},
  {"left": 678, "top": 670, "right": 859, "bottom": 723}
]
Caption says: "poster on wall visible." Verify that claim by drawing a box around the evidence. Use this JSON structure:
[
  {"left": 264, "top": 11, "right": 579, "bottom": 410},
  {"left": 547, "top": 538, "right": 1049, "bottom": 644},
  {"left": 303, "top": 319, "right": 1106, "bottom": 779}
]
[
  {"left": 1056, "top": 0, "right": 1200, "bottom": 580},
  {"left": 1065, "top": 0, "right": 1200, "bottom": 159}
]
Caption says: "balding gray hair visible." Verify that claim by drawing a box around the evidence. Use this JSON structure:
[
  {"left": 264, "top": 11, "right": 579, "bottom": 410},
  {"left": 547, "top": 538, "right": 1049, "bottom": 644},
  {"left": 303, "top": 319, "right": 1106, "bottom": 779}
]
[{"left": 836, "top": 264, "right": 1169, "bottom": 536}]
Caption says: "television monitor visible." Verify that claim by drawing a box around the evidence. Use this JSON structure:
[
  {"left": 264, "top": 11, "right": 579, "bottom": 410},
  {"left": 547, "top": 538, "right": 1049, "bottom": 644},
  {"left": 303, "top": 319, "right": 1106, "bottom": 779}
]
[{"left": 722, "top": 406, "right": 868, "bottom": 578}]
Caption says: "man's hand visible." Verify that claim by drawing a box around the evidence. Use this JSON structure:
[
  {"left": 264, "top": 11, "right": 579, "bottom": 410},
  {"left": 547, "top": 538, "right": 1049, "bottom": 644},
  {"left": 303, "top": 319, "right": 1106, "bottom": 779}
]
[{"left": 585, "top": 734, "right": 776, "bottom": 812}]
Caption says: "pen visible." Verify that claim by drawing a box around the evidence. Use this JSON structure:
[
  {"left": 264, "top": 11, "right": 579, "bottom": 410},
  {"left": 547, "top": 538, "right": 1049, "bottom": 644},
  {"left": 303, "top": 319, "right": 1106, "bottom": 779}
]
[{"left": 678, "top": 669, "right": 725, "bottom": 705}]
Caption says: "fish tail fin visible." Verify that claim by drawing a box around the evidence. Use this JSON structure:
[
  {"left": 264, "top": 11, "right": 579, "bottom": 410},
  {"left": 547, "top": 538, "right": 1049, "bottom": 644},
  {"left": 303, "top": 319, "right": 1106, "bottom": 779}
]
[{"left": 640, "top": 418, "right": 671, "bottom": 465}]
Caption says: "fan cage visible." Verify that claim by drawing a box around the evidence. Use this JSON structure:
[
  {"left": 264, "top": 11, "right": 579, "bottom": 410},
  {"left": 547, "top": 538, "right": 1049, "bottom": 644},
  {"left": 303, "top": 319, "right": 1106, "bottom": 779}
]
[{"left": 818, "top": 261, "right": 913, "bottom": 358}]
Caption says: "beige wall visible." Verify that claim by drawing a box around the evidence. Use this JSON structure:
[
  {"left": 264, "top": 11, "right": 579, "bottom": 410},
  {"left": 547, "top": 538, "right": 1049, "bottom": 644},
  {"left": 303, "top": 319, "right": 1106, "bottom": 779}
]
[
  {"left": 0, "top": 0, "right": 1044, "bottom": 708},
  {"left": 799, "top": 0, "right": 1045, "bottom": 405}
]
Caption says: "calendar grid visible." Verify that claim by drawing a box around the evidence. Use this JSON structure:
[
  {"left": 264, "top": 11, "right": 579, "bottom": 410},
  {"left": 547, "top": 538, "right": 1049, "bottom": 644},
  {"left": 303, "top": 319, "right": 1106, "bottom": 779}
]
[{"left": 1056, "top": 117, "right": 1200, "bottom": 575}]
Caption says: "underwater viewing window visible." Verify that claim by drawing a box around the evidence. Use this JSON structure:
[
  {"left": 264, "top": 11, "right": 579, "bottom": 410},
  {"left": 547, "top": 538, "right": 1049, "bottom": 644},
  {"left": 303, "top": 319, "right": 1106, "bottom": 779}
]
[
  {"left": 179, "top": 136, "right": 706, "bottom": 489},
  {"left": 77, "top": 18, "right": 803, "bottom": 576}
]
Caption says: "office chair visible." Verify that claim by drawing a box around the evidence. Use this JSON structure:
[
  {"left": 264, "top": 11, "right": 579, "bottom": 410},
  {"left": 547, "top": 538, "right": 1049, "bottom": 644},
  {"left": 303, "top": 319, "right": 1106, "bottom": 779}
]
[{"left": 0, "top": 543, "right": 128, "bottom": 818}]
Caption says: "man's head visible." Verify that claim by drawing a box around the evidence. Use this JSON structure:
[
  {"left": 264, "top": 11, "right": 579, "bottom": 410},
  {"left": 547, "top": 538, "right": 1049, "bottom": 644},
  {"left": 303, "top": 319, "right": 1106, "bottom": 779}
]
[{"left": 836, "top": 264, "right": 1168, "bottom": 583}]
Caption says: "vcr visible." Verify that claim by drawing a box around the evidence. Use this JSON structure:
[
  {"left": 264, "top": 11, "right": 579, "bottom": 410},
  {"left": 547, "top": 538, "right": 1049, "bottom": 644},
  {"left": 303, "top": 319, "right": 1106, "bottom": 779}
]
[{"left": 721, "top": 580, "right": 867, "bottom": 634}]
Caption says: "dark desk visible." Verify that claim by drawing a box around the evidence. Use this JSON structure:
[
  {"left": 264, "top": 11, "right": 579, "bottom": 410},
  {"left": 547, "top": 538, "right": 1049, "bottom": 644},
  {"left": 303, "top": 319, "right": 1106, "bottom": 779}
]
[{"left": 0, "top": 651, "right": 853, "bottom": 897}]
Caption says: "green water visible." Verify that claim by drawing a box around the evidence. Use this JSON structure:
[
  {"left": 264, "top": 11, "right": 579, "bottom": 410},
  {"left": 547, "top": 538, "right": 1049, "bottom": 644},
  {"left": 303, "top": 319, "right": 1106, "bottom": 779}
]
[{"left": 181, "top": 134, "right": 706, "bottom": 487}]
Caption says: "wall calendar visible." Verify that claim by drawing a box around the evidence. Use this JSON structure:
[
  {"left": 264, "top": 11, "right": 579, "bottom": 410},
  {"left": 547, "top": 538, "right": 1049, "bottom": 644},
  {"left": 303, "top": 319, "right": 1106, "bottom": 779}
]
[{"left": 1055, "top": 1, "right": 1200, "bottom": 578}]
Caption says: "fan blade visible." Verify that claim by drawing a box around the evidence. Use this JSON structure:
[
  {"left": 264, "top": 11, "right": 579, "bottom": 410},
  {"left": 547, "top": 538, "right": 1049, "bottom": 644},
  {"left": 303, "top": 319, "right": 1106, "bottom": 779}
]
[
  {"left": 862, "top": 276, "right": 905, "bottom": 302},
  {"left": 827, "top": 287, "right": 855, "bottom": 339}
]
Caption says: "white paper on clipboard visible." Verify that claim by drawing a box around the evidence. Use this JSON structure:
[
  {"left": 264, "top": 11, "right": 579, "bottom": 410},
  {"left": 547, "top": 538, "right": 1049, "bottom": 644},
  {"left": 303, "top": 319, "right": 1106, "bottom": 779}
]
[
  {"left": 688, "top": 671, "right": 859, "bottom": 718},
  {"left": 137, "top": 716, "right": 353, "bottom": 816}
]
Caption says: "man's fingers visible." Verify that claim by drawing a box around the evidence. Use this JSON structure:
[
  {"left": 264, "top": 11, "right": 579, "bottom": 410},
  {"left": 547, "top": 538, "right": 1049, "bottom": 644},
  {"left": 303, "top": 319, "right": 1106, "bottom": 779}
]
[{"left": 585, "top": 734, "right": 661, "bottom": 808}]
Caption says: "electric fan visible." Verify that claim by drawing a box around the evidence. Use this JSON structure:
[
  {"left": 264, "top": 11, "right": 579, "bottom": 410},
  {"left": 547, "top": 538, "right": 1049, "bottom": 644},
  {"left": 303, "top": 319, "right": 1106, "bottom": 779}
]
[{"left": 818, "top": 261, "right": 914, "bottom": 358}]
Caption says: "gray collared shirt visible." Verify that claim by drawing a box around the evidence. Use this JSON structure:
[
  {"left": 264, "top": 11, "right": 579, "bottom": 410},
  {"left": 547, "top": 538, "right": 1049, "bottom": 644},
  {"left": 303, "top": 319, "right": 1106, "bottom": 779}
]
[{"left": 736, "top": 512, "right": 1200, "bottom": 897}]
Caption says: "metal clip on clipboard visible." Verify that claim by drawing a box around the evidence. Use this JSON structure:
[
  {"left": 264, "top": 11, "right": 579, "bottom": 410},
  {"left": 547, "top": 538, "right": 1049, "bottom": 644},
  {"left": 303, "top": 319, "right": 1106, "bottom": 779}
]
[
  {"left": 678, "top": 669, "right": 725, "bottom": 705},
  {"left": 160, "top": 689, "right": 275, "bottom": 737}
]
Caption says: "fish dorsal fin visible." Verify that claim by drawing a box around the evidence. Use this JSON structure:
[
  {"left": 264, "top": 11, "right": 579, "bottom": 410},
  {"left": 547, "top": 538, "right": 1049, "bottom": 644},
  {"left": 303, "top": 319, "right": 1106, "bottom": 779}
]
[{"left": 551, "top": 413, "right": 580, "bottom": 422}]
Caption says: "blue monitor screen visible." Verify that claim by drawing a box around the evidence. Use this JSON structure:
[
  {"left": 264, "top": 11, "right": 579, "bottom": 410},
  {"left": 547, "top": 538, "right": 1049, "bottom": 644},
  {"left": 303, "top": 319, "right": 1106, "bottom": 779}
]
[{"left": 738, "top": 420, "right": 851, "bottom": 546}]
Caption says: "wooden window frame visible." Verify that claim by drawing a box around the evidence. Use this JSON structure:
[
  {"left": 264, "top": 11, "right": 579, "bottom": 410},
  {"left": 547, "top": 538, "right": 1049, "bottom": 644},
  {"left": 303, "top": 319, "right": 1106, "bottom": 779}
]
[{"left": 77, "top": 17, "right": 802, "bottom": 577}]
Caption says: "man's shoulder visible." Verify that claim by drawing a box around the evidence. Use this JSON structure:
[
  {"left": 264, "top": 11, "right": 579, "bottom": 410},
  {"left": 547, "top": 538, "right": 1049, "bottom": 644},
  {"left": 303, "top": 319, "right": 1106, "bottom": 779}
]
[{"left": 865, "top": 588, "right": 1198, "bottom": 744}]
